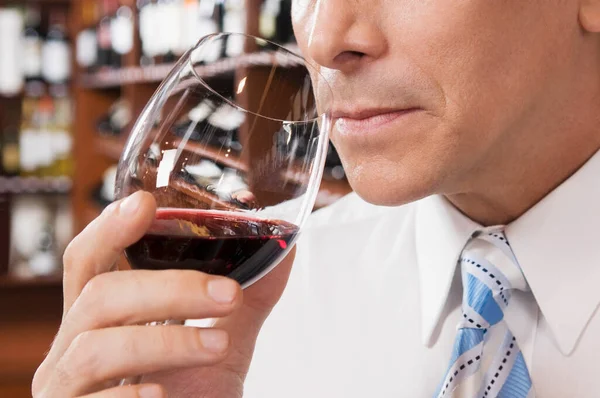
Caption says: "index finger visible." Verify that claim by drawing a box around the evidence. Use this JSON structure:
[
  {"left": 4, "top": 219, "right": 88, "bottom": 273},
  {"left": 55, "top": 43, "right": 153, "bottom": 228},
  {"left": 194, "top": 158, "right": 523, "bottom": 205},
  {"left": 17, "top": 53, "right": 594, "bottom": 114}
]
[{"left": 62, "top": 191, "right": 156, "bottom": 315}]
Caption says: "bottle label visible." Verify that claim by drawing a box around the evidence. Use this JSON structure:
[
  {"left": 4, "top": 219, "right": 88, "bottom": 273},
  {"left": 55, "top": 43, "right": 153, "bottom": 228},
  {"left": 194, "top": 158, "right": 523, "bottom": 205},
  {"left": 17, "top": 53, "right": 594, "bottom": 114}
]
[
  {"left": 22, "top": 36, "right": 43, "bottom": 78},
  {"left": 154, "top": 2, "right": 171, "bottom": 56},
  {"left": 42, "top": 41, "right": 71, "bottom": 83},
  {"left": 111, "top": 102, "right": 131, "bottom": 131},
  {"left": 163, "top": 2, "right": 182, "bottom": 55},
  {"left": 181, "top": 1, "right": 200, "bottom": 52},
  {"left": 140, "top": 3, "right": 160, "bottom": 57},
  {"left": 260, "top": 0, "right": 280, "bottom": 39},
  {"left": 0, "top": 9, "right": 25, "bottom": 95},
  {"left": 20, "top": 129, "right": 38, "bottom": 171},
  {"left": 38, "top": 130, "right": 55, "bottom": 167},
  {"left": 224, "top": 9, "right": 246, "bottom": 57},
  {"left": 76, "top": 29, "right": 98, "bottom": 67},
  {"left": 111, "top": 13, "right": 134, "bottom": 55},
  {"left": 259, "top": 14, "right": 276, "bottom": 39},
  {"left": 52, "top": 131, "right": 73, "bottom": 158}
]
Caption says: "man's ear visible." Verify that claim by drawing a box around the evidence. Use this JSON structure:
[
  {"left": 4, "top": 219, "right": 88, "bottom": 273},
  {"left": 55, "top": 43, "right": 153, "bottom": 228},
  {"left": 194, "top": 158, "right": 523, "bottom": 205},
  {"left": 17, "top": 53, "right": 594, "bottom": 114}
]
[{"left": 580, "top": 0, "right": 600, "bottom": 32}]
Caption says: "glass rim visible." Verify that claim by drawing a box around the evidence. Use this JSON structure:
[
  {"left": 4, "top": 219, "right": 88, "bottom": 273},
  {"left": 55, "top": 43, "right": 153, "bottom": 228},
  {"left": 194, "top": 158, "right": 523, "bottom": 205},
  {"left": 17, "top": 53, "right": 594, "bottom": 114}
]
[{"left": 187, "top": 32, "right": 333, "bottom": 124}]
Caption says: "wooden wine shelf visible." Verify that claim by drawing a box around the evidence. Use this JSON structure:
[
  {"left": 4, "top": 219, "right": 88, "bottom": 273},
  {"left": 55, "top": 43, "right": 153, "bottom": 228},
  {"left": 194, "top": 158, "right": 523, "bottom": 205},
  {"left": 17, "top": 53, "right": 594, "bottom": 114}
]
[
  {"left": 80, "top": 63, "right": 176, "bottom": 89},
  {"left": 0, "top": 176, "right": 72, "bottom": 194},
  {"left": 79, "top": 44, "right": 302, "bottom": 89},
  {"left": 0, "top": 274, "right": 62, "bottom": 289}
]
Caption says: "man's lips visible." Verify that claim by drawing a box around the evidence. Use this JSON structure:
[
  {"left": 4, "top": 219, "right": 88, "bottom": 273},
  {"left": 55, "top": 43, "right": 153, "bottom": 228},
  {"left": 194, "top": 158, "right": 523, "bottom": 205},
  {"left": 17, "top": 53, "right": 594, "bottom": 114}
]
[{"left": 333, "top": 108, "right": 422, "bottom": 136}]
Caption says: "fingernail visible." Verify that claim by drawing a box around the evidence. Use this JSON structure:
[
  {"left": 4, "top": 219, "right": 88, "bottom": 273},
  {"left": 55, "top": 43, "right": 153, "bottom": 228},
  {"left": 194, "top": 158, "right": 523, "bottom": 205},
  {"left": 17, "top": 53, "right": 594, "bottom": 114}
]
[
  {"left": 120, "top": 192, "right": 142, "bottom": 216},
  {"left": 199, "top": 329, "right": 229, "bottom": 353},
  {"left": 207, "top": 278, "right": 238, "bottom": 304},
  {"left": 138, "top": 384, "right": 163, "bottom": 398}
]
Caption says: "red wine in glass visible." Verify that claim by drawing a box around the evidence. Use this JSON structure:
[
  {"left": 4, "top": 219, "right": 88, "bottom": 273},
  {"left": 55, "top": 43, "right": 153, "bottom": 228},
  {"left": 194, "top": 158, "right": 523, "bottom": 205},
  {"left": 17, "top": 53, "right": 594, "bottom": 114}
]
[{"left": 125, "top": 208, "right": 299, "bottom": 286}]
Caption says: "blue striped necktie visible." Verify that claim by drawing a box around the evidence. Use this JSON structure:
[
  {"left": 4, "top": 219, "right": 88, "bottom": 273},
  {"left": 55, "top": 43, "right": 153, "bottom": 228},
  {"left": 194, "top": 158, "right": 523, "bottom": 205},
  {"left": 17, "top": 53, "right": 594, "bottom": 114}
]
[{"left": 435, "top": 230, "right": 534, "bottom": 398}]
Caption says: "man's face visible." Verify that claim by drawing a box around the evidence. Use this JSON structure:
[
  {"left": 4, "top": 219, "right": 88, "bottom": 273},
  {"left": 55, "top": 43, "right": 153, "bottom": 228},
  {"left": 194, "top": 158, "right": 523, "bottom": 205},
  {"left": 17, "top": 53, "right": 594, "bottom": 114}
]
[{"left": 292, "top": 0, "right": 584, "bottom": 206}]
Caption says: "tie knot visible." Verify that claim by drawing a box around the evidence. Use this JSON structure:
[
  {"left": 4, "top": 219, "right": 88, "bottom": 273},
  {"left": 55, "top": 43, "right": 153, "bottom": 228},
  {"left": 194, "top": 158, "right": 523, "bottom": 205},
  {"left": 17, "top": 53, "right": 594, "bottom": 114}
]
[
  {"left": 458, "top": 230, "right": 528, "bottom": 330},
  {"left": 462, "top": 230, "right": 528, "bottom": 292}
]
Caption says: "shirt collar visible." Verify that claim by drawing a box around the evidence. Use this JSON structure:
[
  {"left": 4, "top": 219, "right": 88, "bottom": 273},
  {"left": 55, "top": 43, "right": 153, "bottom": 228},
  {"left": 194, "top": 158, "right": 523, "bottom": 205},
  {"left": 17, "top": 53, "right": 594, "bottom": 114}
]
[
  {"left": 505, "top": 150, "right": 600, "bottom": 355},
  {"left": 415, "top": 195, "right": 480, "bottom": 347},
  {"left": 415, "top": 150, "right": 600, "bottom": 355}
]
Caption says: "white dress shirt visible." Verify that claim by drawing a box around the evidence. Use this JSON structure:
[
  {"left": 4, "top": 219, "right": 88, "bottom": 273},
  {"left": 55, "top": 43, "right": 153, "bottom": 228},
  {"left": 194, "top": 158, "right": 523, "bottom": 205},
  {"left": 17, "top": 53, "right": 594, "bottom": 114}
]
[{"left": 244, "top": 151, "right": 600, "bottom": 398}]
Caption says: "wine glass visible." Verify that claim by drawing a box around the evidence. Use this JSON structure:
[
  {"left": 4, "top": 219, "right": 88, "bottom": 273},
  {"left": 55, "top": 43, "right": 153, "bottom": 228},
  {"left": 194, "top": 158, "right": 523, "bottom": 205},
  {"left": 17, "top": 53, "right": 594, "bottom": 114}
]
[{"left": 114, "top": 33, "right": 333, "bottom": 289}]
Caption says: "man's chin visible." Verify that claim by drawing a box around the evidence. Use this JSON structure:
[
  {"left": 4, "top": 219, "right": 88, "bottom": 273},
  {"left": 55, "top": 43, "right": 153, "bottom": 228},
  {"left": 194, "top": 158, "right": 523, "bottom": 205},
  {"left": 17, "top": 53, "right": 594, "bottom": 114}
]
[
  {"left": 348, "top": 174, "right": 437, "bottom": 208},
  {"left": 339, "top": 151, "right": 449, "bottom": 207}
]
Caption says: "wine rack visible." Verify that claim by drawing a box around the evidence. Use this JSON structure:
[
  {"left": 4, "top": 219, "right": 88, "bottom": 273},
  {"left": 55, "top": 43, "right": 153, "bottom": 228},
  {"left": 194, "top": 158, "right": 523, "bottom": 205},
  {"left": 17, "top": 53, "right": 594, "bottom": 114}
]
[
  {"left": 0, "top": 1, "right": 350, "bottom": 396},
  {"left": 0, "top": 176, "right": 72, "bottom": 194}
]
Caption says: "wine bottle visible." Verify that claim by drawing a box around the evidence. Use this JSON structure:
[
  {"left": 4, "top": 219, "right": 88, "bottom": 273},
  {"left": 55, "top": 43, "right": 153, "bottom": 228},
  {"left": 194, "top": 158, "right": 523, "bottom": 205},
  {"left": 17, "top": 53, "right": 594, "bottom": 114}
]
[
  {"left": 54, "top": 195, "right": 74, "bottom": 255},
  {"left": 2, "top": 128, "right": 20, "bottom": 177},
  {"left": 11, "top": 196, "right": 59, "bottom": 277},
  {"left": 1, "top": 100, "right": 21, "bottom": 177},
  {"left": 0, "top": 129, "right": 3, "bottom": 176},
  {"left": 110, "top": 2, "right": 135, "bottom": 62},
  {"left": 22, "top": 6, "right": 44, "bottom": 87},
  {"left": 19, "top": 90, "right": 42, "bottom": 177},
  {"left": 50, "top": 88, "right": 74, "bottom": 177},
  {"left": 215, "top": 0, "right": 226, "bottom": 32},
  {"left": 180, "top": 0, "right": 200, "bottom": 54},
  {"left": 140, "top": 0, "right": 172, "bottom": 64},
  {"left": 189, "top": 0, "right": 220, "bottom": 64},
  {"left": 42, "top": 9, "right": 72, "bottom": 85},
  {"left": 2, "top": 126, "right": 21, "bottom": 177},
  {"left": 276, "top": 0, "right": 293, "bottom": 44},
  {"left": 161, "top": 0, "right": 182, "bottom": 63},
  {"left": 96, "top": 98, "right": 132, "bottom": 137},
  {"left": 0, "top": 8, "right": 24, "bottom": 96},
  {"left": 223, "top": 0, "right": 245, "bottom": 57},
  {"left": 260, "top": 0, "right": 294, "bottom": 44},
  {"left": 76, "top": 0, "right": 99, "bottom": 69},
  {"left": 97, "top": 0, "right": 119, "bottom": 69},
  {"left": 198, "top": 0, "right": 219, "bottom": 38},
  {"left": 259, "top": 0, "right": 279, "bottom": 41},
  {"left": 138, "top": 0, "right": 159, "bottom": 65},
  {"left": 34, "top": 95, "right": 56, "bottom": 178}
]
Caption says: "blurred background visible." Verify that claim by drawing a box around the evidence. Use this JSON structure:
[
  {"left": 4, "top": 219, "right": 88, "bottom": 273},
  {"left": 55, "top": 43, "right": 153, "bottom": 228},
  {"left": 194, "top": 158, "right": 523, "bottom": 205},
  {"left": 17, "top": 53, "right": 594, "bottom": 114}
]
[{"left": 0, "top": 0, "right": 351, "bottom": 395}]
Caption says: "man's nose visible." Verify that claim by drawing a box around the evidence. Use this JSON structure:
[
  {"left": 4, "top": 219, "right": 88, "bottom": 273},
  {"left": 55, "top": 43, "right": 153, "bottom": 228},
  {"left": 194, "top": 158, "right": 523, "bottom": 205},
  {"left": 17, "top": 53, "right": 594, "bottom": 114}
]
[{"left": 304, "top": 0, "right": 387, "bottom": 74}]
